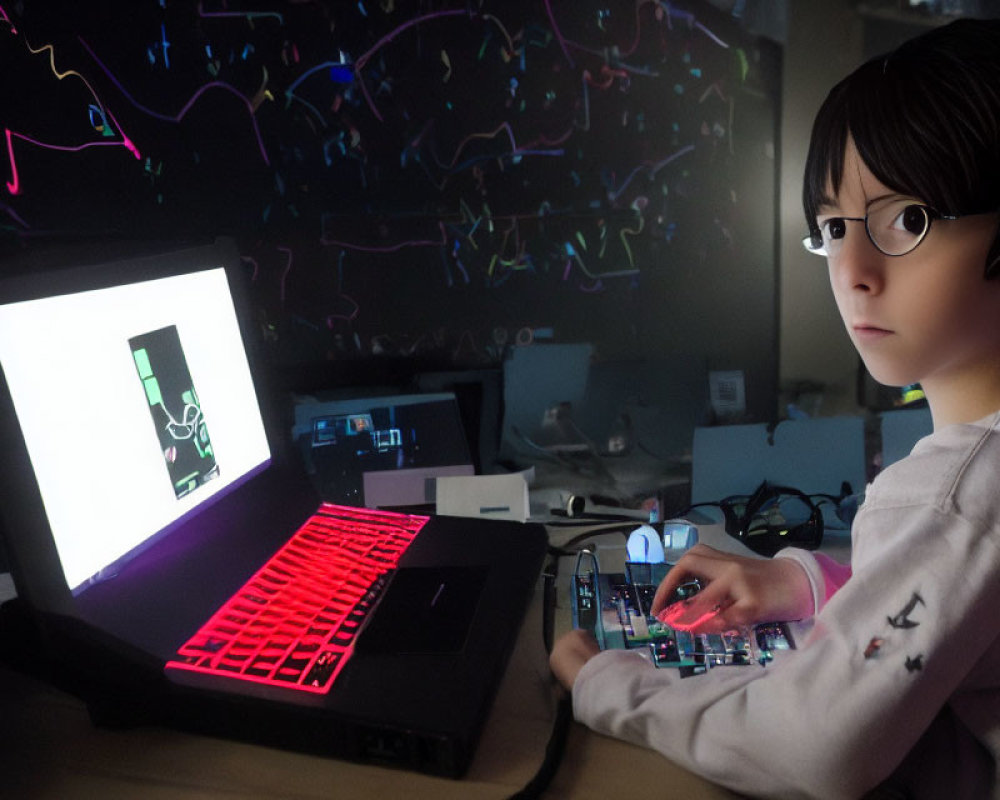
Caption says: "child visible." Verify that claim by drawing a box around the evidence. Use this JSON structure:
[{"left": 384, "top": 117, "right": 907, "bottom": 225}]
[{"left": 550, "top": 19, "right": 1000, "bottom": 799}]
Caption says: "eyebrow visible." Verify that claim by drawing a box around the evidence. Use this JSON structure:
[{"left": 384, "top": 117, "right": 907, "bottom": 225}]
[{"left": 816, "top": 191, "right": 907, "bottom": 215}]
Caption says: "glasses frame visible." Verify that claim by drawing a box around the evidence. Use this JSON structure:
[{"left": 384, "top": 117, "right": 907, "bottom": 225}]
[
  {"left": 685, "top": 481, "right": 828, "bottom": 558},
  {"left": 801, "top": 201, "right": 959, "bottom": 259}
]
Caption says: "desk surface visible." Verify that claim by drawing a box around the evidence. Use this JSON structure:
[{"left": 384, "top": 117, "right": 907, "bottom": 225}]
[{"left": 0, "top": 521, "right": 842, "bottom": 799}]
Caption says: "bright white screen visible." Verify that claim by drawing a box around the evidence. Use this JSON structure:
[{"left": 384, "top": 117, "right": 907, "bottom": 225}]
[{"left": 0, "top": 267, "right": 271, "bottom": 590}]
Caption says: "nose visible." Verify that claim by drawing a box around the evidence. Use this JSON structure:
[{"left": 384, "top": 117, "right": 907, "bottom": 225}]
[{"left": 829, "top": 224, "right": 885, "bottom": 295}]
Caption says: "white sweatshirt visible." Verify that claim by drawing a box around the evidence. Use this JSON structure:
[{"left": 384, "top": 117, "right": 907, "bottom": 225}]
[{"left": 571, "top": 411, "right": 1000, "bottom": 799}]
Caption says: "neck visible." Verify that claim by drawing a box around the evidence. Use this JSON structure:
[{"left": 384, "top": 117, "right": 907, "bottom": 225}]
[{"left": 922, "top": 366, "right": 1000, "bottom": 429}]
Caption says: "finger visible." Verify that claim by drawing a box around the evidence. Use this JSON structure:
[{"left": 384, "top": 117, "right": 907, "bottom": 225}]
[
  {"left": 651, "top": 571, "right": 693, "bottom": 616},
  {"left": 688, "top": 599, "right": 761, "bottom": 634},
  {"left": 657, "top": 585, "right": 731, "bottom": 629},
  {"left": 649, "top": 546, "right": 726, "bottom": 615}
]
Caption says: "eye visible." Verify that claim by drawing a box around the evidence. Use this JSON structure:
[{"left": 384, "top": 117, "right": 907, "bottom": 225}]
[
  {"left": 820, "top": 218, "right": 848, "bottom": 240},
  {"left": 891, "top": 204, "right": 929, "bottom": 236}
]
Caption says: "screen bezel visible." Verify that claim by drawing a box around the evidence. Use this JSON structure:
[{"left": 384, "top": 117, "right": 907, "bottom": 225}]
[{"left": 0, "top": 237, "right": 286, "bottom": 613}]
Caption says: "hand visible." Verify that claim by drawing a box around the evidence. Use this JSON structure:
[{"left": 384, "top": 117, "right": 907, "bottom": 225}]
[
  {"left": 550, "top": 628, "right": 602, "bottom": 690},
  {"left": 649, "top": 544, "right": 813, "bottom": 633}
]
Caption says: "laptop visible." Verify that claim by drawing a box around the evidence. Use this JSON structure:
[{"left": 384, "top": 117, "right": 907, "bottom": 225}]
[
  {"left": 291, "top": 391, "right": 476, "bottom": 509},
  {"left": 0, "top": 237, "right": 547, "bottom": 777}
]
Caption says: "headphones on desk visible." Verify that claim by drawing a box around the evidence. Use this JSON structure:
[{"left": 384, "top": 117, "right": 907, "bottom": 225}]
[{"left": 710, "top": 482, "right": 824, "bottom": 558}]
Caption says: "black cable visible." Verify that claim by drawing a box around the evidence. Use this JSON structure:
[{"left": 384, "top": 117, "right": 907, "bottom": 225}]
[
  {"left": 541, "top": 550, "right": 559, "bottom": 654},
  {"left": 505, "top": 691, "right": 573, "bottom": 800},
  {"left": 504, "top": 549, "right": 573, "bottom": 800},
  {"left": 505, "top": 518, "right": 666, "bottom": 799}
]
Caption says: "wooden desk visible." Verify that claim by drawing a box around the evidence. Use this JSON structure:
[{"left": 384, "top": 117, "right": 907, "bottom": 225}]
[{"left": 0, "top": 534, "right": 744, "bottom": 799}]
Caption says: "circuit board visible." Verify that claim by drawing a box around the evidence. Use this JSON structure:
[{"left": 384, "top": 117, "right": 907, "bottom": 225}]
[{"left": 571, "top": 560, "right": 795, "bottom": 677}]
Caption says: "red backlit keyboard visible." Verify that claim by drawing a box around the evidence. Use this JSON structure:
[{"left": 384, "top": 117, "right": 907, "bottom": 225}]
[{"left": 165, "top": 503, "right": 428, "bottom": 694}]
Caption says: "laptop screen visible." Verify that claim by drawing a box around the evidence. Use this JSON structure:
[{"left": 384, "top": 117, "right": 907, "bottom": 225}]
[{"left": 0, "top": 261, "right": 271, "bottom": 592}]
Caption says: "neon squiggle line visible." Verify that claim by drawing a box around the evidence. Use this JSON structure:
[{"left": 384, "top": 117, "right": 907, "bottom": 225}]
[
  {"left": 278, "top": 246, "right": 293, "bottom": 305},
  {"left": 646, "top": 2, "right": 730, "bottom": 52},
  {"left": 542, "top": 0, "right": 574, "bottom": 67},
  {"left": 607, "top": 144, "right": 696, "bottom": 202},
  {"left": 0, "top": 37, "right": 141, "bottom": 194},
  {"left": 554, "top": 1, "right": 729, "bottom": 67},
  {"left": 482, "top": 14, "right": 515, "bottom": 58},
  {"left": 412, "top": 121, "right": 569, "bottom": 192},
  {"left": 5, "top": 125, "right": 141, "bottom": 195},
  {"left": 619, "top": 208, "right": 645, "bottom": 267},
  {"left": 197, "top": 1, "right": 283, "bottom": 25},
  {"left": 285, "top": 60, "right": 344, "bottom": 126},
  {"left": 241, "top": 255, "right": 260, "bottom": 282},
  {"left": 326, "top": 293, "right": 360, "bottom": 325},
  {"left": 4, "top": 130, "right": 19, "bottom": 195},
  {"left": 6, "top": 130, "right": 134, "bottom": 156},
  {"left": 320, "top": 222, "right": 447, "bottom": 252},
  {"left": 0, "top": 201, "right": 29, "bottom": 228},
  {"left": 79, "top": 37, "right": 270, "bottom": 166},
  {"left": 25, "top": 40, "right": 116, "bottom": 120},
  {"left": 103, "top": 106, "right": 140, "bottom": 159},
  {"left": 354, "top": 9, "right": 468, "bottom": 122},
  {"left": 0, "top": 3, "right": 16, "bottom": 33},
  {"left": 566, "top": 250, "right": 639, "bottom": 280},
  {"left": 325, "top": 250, "right": 361, "bottom": 324}
]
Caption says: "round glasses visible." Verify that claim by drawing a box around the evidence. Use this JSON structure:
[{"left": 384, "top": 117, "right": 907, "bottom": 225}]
[{"left": 802, "top": 197, "right": 962, "bottom": 259}]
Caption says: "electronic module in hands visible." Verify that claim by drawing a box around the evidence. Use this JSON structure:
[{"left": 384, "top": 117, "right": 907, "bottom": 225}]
[{"left": 570, "top": 524, "right": 796, "bottom": 677}]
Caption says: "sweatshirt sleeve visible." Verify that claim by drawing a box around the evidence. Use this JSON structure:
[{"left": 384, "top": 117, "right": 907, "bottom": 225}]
[
  {"left": 571, "top": 500, "right": 1000, "bottom": 799},
  {"left": 775, "top": 548, "right": 852, "bottom": 616}
]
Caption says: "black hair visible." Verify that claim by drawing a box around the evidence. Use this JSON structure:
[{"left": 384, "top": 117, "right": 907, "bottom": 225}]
[{"left": 802, "top": 19, "right": 1000, "bottom": 275}]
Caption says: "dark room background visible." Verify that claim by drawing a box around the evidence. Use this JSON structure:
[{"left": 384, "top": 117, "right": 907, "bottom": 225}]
[{"left": 0, "top": 0, "right": 780, "bottom": 462}]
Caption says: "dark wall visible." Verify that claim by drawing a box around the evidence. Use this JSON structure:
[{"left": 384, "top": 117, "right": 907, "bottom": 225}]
[{"left": 1, "top": 1, "right": 780, "bottom": 422}]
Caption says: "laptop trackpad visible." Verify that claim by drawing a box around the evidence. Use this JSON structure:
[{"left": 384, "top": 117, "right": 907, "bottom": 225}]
[{"left": 358, "top": 566, "right": 488, "bottom": 654}]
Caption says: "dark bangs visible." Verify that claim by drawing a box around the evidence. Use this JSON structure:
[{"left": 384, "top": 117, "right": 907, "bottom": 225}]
[{"left": 802, "top": 19, "right": 1000, "bottom": 234}]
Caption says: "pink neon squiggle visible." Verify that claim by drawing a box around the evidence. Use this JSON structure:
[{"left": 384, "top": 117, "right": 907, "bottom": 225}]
[
  {"left": 0, "top": 3, "right": 16, "bottom": 34},
  {"left": 6, "top": 34, "right": 141, "bottom": 186},
  {"left": 4, "top": 129, "right": 18, "bottom": 195},
  {"left": 78, "top": 37, "right": 270, "bottom": 166},
  {"left": 5, "top": 127, "right": 137, "bottom": 195},
  {"left": 104, "top": 107, "right": 141, "bottom": 159}
]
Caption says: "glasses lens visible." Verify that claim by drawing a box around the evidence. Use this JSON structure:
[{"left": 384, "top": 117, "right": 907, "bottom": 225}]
[
  {"left": 742, "top": 493, "right": 822, "bottom": 556},
  {"left": 867, "top": 199, "right": 930, "bottom": 256},
  {"left": 746, "top": 493, "right": 813, "bottom": 533}
]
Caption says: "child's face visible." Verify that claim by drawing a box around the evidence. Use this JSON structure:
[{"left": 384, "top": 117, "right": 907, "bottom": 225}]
[{"left": 819, "top": 137, "right": 1000, "bottom": 396}]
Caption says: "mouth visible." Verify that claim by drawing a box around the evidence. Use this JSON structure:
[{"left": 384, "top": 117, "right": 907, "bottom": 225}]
[{"left": 853, "top": 324, "right": 893, "bottom": 339}]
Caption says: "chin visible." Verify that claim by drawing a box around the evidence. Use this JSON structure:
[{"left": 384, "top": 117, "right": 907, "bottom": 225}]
[{"left": 859, "top": 359, "right": 916, "bottom": 389}]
